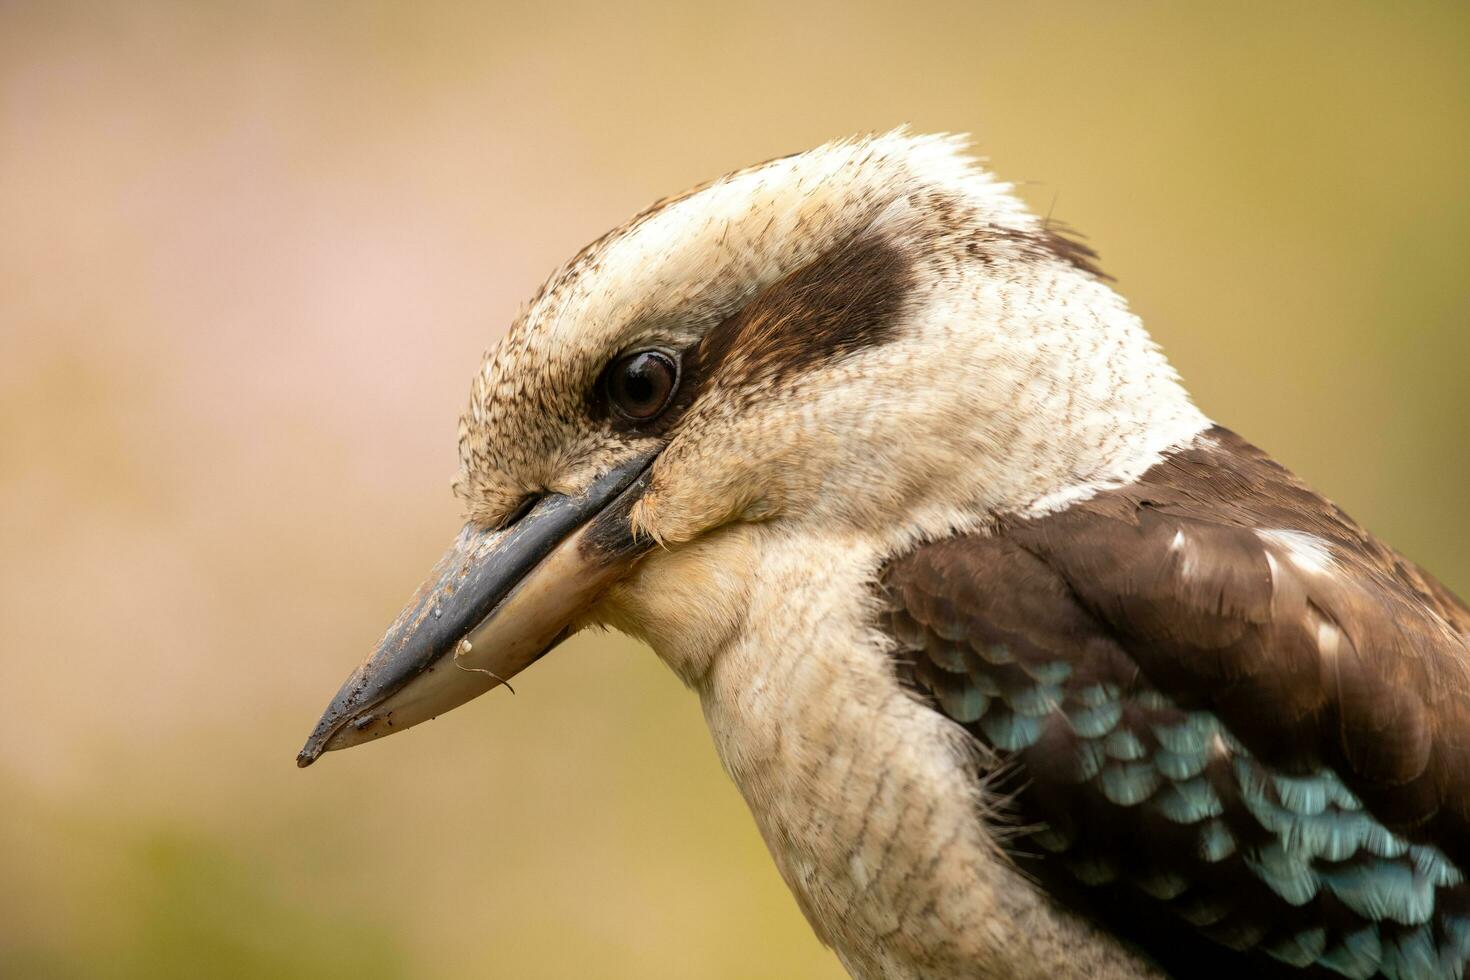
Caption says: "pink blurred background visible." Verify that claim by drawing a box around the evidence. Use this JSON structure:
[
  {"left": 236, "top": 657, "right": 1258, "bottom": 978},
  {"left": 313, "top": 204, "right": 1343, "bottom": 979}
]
[{"left": 2, "top": 2, "right": 1467, "bottom": 977}]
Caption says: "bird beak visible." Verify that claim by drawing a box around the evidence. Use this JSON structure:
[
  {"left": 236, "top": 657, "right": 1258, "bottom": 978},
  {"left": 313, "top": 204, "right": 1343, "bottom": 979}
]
[{"left": 296, "top": 452, "right": 656, "bottom": 767}]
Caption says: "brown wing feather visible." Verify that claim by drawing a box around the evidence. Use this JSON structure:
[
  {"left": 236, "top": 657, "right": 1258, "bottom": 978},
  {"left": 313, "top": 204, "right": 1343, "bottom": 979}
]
[
  {"left": 1003, "top": 428, "right": 1470, "bottom": 855},
  {"left": 881, "top": 426, "right": 1470, "bottom": 977}
]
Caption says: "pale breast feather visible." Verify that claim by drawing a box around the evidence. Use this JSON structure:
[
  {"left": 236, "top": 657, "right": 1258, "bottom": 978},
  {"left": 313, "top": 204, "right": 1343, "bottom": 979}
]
[{"left": 880, "top": 426, "right": 1470, "bottom": 979}]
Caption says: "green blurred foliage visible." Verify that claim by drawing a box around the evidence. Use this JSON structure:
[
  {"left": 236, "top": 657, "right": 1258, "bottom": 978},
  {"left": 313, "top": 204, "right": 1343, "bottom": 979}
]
[
  {"left": 0, "top": 764, "right": 408, "bottom": 979},
  {"left": 4, "top": 827, "right": 404, "bottom": 980},
  {"left": 1, "top": 1, "right": 1466, "bottom": 977}
]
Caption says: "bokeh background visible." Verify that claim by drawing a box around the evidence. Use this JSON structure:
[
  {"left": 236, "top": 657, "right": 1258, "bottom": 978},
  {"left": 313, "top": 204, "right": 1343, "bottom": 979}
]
[{"left": 3, "top": 2, "right": 1468, "bottom": 977}]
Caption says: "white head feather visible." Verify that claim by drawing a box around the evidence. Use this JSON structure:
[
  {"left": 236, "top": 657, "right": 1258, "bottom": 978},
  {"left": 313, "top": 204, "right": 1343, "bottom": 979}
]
[
  {"left": 449, "top": 131, "right": 1204, "bottom": 978},
  {"left": 457, "top": 129, "right": 1206, "bottom": 560}
]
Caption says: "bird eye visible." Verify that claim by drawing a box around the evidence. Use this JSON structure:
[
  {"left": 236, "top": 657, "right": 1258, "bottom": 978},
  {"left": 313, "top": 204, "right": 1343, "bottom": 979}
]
[{"left": 606, "top": 350, "right": 679, "bottom": 421}]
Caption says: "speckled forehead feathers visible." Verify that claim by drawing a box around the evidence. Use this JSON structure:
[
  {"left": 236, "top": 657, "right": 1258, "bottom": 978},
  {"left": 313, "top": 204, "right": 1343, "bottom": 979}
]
[{"left": 452, "top": 130, "right": 1097, "bottom": 522}]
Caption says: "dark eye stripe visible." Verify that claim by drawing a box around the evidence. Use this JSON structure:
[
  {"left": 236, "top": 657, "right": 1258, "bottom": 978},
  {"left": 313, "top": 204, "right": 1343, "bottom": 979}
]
[
  {"left": 586, "top": 229, "right": 914, "bottom": 436},
  {"left": 694, "top": 231, "right": 913, "bottom": 392}
]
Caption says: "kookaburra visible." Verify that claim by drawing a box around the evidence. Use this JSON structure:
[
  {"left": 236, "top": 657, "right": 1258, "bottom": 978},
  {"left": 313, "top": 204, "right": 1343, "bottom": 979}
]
[{"left": 299, "top": 132, "right": 1470, "bottom": 980}]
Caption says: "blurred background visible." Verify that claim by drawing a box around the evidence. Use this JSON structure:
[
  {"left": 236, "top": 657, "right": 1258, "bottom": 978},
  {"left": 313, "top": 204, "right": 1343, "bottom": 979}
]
[{"left": 2, "top": 2, "right": 1467, "bottom": 977}]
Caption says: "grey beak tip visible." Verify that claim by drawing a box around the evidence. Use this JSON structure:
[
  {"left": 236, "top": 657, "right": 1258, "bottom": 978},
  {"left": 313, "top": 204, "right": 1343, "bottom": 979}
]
[
  {"left": 295, "top": 453, "right": 658, "bottom": 768},
  {"left": 297, "top": 717, "right": 339, "bottom": 768}
]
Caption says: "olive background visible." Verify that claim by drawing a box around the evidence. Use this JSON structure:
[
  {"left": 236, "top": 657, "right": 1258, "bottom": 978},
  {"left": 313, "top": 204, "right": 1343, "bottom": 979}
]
[{"left": 2, "top": 2, "right": 1467, "bottom": 977}]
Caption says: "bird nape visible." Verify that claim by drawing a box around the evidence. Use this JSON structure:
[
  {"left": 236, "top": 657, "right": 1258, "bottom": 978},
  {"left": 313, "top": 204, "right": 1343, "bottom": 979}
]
[{"left": 299, "top": 131, "right": 1470, "bottom": 980}]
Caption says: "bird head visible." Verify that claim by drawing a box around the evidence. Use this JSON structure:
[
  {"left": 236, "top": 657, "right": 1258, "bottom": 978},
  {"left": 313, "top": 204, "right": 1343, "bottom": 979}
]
[{"left": 297, "top": 130, "right": 1204, "bottom": 765}]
